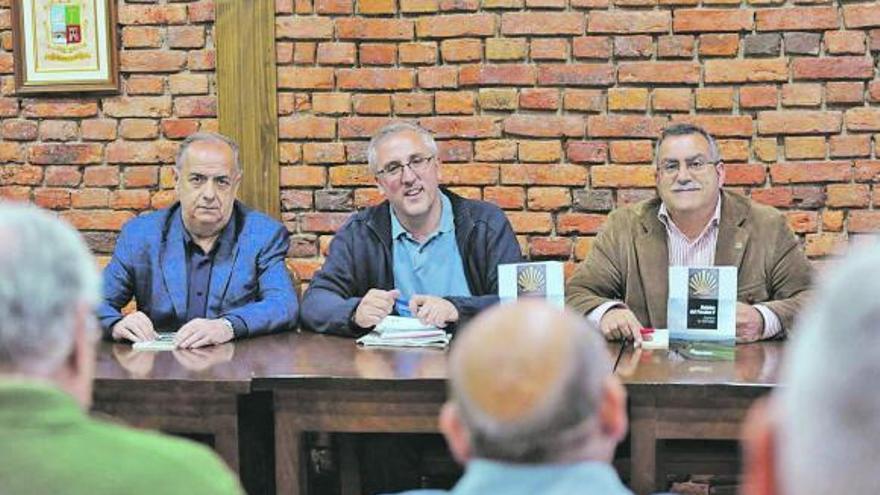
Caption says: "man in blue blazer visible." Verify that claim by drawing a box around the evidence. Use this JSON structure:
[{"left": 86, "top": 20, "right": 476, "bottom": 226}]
[{"left": 97, "top": 132, "right": 298, "bottom": 348}]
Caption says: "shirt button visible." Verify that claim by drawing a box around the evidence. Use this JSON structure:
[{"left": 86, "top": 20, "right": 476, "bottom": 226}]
[{"left": 197, "top": 291, "right": 204, "bottom": 296}]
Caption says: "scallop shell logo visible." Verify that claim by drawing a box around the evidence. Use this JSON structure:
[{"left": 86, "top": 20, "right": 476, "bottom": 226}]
[
  {"left": 518, "top": 266, "right": 545, "bottom": 294},
  {"left": 689, "top": 270, "right": 718, "bottom": 298}
]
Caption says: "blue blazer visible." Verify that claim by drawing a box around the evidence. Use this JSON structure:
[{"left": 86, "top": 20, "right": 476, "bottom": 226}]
[{"left": 97, "top": 201, "right": 299, "bottom": 337}]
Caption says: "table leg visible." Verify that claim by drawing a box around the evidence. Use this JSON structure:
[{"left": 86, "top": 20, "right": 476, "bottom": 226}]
[
  {"left": 629, "top": 396, "right": 659, "bottom": 495},
  {"left": 276, "top": 412, "right": 305, "bottom": 495}
]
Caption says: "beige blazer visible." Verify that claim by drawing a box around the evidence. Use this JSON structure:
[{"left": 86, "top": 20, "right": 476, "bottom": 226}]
[{"left": 565, "top": 190, "right": 813, "bottom": 334}]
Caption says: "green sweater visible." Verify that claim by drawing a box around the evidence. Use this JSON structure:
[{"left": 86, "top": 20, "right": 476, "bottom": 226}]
[{"left": 0, "top": 381, "right": 243, "bottom": 495}]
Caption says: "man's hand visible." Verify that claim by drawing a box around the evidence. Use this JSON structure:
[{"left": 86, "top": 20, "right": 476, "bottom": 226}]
[
  {"left": 599, "top": 307, "right": 644, "bottom": 344},
  {"left": 175, "top": 318, "right": 234, "bottom": 349},
  {"left": 736, "top": 303, "right": 764, "bottom": 344},
  {"left": 111, "top": 311, "right": 157, "bottom": 343},
  {"left": 353, "top": 289, "right": 400, "bottom": 329},
  {"left": 410, "top": 295, "right": 459, "bottom": 328}
]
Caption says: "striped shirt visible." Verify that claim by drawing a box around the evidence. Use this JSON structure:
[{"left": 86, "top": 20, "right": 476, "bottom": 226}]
[{"left": 588, "top": 195, "right": 781, "bottom": 339}]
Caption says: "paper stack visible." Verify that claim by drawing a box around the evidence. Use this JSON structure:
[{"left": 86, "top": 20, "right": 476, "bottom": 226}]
[
  {"left": 356, "top": 316, "right": 450, "bottom": 349},
  {"left": 132, "top": 332, "right": 177, "bottom": 351}
]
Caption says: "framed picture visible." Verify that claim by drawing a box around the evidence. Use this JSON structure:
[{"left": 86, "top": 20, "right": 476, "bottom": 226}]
[{"left": 11, "top": 0, "right": 119, "bottom": 94}]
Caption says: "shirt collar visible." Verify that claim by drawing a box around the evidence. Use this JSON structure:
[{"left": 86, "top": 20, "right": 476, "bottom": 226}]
[
  {"left": 657, "top": 193, "right": 722, "bottom": 233},
  {"left": 0, "top": 380, "right": 84, "bottom": 428},
  {"left": 390, "top": 191, "right": 453, "bottom": 241},
  {"left": 181, "top": 206, "right": 238, "bottom": 255}
]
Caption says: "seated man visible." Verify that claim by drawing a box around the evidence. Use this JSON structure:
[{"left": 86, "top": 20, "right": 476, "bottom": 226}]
[
  {"left": 741, "top": 248, "right": 880, "bottom": 495},
  {"left": 566, "top": 123, "right": 811, "bottom": 344},
  {"left": 302, "top": 122, "right": 522, "bottom": 335},
  {"left": 397, "top": 300, "right": 633, "bottom": 495},
  {"left": 97, "top": 132, "right": 298, "bottom": 348},
  {"left": 0, "top": 204, "right": 242, "bottom": 494}
]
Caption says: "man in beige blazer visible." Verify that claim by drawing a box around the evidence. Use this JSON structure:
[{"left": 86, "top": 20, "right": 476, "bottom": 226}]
[{"left": 566, "top": 123, "right": 812, "bottom": 344}]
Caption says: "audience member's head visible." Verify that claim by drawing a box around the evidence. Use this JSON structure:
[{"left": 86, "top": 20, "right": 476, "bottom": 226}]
[
  {"left": 742, "top": 248, "right": 880, "bottom": 494},
  {"left": 0, "top": 203, "right": 101, "bottom": 407},
  {"left": 440, "top": 300, "right": 627, "bottom": 465}
]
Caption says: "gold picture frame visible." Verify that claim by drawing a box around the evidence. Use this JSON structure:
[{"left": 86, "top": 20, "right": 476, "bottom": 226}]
[{"left": 11, "top": 0, "right": 119, "bottom": 94}]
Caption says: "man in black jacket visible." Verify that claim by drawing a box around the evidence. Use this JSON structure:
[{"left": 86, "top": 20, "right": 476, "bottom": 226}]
[{"left": 302, "top": 122, "right": 522, "bottom": 337}]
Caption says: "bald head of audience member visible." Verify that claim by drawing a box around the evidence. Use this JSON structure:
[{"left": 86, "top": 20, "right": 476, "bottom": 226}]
[
  {"left": 0, "top": 203, "right": 101, "bottom": 408},
  {"left": 742, "top": 248, "right": 880, "bottom": 495},
  {"left": 440, "top": 301, "right": 628, "bottom": 465}
]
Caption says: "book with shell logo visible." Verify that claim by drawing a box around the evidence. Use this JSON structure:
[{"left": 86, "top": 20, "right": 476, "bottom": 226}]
[
  {"left": 667, "top": 266, "right": 736, "bottom": 343},
  {"left": 499, "top": 262, "right": 564, "bottom": 308}
]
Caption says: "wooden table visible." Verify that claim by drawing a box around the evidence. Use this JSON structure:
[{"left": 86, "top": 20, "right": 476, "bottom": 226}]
[{"left": 615, "top": 342, "right": 783, "bottom": 495}]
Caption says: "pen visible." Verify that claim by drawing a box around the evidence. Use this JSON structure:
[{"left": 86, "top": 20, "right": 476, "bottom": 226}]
[{"left": 395, "top": 297, "right": 411, "bottom": 317}]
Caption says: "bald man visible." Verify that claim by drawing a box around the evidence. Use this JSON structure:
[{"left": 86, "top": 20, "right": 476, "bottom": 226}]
[{"left": 396, "top": 301, "right": 633, "bottom": 495}]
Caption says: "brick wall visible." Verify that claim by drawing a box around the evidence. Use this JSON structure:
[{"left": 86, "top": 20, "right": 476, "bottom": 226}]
[
  {"left": 0, "top": 0, "right": 216, "bottom": 262},
  {"left": 1, "top": 1, "right": 879, "bottom": 280}
]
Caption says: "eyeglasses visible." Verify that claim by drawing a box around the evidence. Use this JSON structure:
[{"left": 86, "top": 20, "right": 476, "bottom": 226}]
[
  {"left": 375, "top": 155, "right": 435, "bottom": 180},
  {"left": 658, "top": 157, "right": 719, "bottom": 176}
]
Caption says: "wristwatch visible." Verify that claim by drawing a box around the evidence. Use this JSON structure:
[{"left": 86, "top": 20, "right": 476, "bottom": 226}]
[{"left": 220, "top": 318, "right": 235, "bottom": 336}]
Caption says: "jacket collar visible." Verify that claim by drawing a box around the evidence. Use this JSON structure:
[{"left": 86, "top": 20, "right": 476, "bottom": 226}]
[{"left": 634, "top": 189, "right": 751, "bottom": 325}]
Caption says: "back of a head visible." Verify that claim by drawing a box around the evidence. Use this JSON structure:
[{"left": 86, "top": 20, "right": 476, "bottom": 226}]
[
  {"left": 449, "top": 300, "right": 613, "bottom": 463},
  {"left": 0, "top": 203, "right": 100, "bottom": 375},
  {"left": 778, "top": 247, "right": 880, "bottom": 494}
]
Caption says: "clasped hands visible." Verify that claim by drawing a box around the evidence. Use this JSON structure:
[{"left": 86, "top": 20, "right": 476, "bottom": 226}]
[
  {"left": 353, "top": 289, "right": 459, "bottom": 329},
  {"left": 599, "top": 302, "right": 764, "bottom": 344},
  {"left": 111, "top": 311, "right": 234, "bottom": 349}
]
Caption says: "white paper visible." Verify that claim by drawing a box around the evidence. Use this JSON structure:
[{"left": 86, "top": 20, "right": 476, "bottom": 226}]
[{"left": 132, "top": 332, "right": 177, "bottom": 351}]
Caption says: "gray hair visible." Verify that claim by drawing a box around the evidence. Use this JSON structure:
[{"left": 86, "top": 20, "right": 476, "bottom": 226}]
[
  {"left": 0, "top": 203, "right": 100, "bottom": 375},
  {"left": 366, "top": 122, "right": 438, "bottom": 174},
  {"left": 777, "top": 246, "right": 880, "bottom": 494},
  {"left": 654, "top": 123, "right": 721, "bottom": 165},
  {"left": 175, "top": 131, "right": 241, "bottom": 174},
  {"left": 450, "top": 305, "right": 611, "bottom": 463}
]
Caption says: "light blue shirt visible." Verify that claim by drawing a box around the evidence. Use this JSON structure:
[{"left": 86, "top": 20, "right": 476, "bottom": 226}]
[
  {"left": 393, "top": 459, "right": 634, "bottom": 495},
  {"left": 391, "top": 192, "right": 472, "bottom": 310}
]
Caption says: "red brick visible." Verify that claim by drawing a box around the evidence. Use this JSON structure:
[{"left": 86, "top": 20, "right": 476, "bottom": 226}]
[
  {"left": 437, "top": 141, "right": 473, "bottom": 163},
  {"left": 825, "top": 31, "right": 866, "bottom": 55},
  {"left": 588, "top": 115, "right": 666, "bottom": 138},
  {"left": 501, "top": 164, "right": 586, "bottom": 185},
  {"left": 557, "top": 213, "right": 605, "bottom": 234},
  {"left": 843, "top": 3, "right": 880, "bottom": 29},
  {"left": 718, "top": 140, "right": 749, "bottom": 162},
  {"left": 0, "top": 98, "right": 19, "bottom": 117},
  {"left": 61, "top": 210, "right": 134, "bottom": 231},
  {"left": 826, "top": 183, "right": 870, "bottom": 208},
  {"left": 537, "top": 64, "right": 614, "bottom": 86},
  {"left": 618, "top": 62, "right": 700, "bottom": 85},
  {"left": 613, "top": 35, "right": 653, "bottom": 59},
  {"left": 168, "top": 74, "right": 209, "bottom": 95},
  {"left": 531, "top": 39, "right": 568, "bottom": 61},
  {"left": 781, "top": 83, "right": 822, "bottom": 108},
  {"left": 103, "top": 96, "right": 172, "bottom": 118},
  {"left": 696, "top": 87, "right": 734, "bottom": 110},
  {"left": 122, "top": 26, "right": 162, "bottom": 48},
  {"left": 698, "top": 34, "right": 740, "bottom": 57},
  {"left": 337, "top": 68, "right": 413, "bottom": 90},
  {"left": 658, "top": 35, "right": 695, "bottom": 58},
  {"left": 563, "top": 89, "right": 605, "bottom": 113},
  {"left": 400, "top": 0, "right": 440, "bottom": 13},
  {"left": 804, "top": 233, "right": 847, "bottom": 258},
  {"left": 22, "top": 99, "right": 97, "bottom": 118},
  {"left": 33, "top": 188, "right": 71, "bottom": 210},
  {"left": 173, "top": 97, "right": 216, "bottom": 118},
  {"left": 189, "top": 1, "right": 215, "bottom": 22},
  {"left": 315, "top": 0, "right": 353, "bottom": 13},
  {"left": 848, "top": 211, "right": 880, "bottom": 233},
  {"left": 527, "top": 188, "right": 570, "bottom": 211},
  {"left": 337, "top": 18, "right": 414, "bottom": 40},
  {"left": 784, "top": 136, "right": 825, "bottom": 160},
  {"left": 830, "top": 135, "right": 871, "bottom": 158},
  {"left": 360, "top": 43, "right": 398, "bottom": 65},
  {"left": 399, "top": 42, "right": 438, "bottom": 65},
  {"left": 500, "top": 12, "right": 585, "bottom": 35},
  {"left": 0, "top": 165, "right": 42, "bottom": 185},
  {"left": 610, "top": 140, "right": 653, "bottom": 163},
  {"left": 118, "top": 5, "right": 187, "bottom": 25},
  {"left": 279, "top": 116, "right": 336, "bottom": 139},
  {"left": 281, "top": 166, "right": 327, "bottom": 187},
  {"left": 705, "top": 59, "right": 787, "bottom": 83},
  {"left": 439, "top": 164, "right": 499, "bottom": 185},
  {"left": 110, "top": 190, "right": 151, "bottom": 210},
  {"left": 855, "top": 160, "right": 880, "bottom": 182},
  {"left": 504, "top": 115, "right": 584, "bottom": 137},
  {"left": 439, "top": 0, "right": 480, "bottom": 12},
  {"left": 360, "top": 0, "right": 397, "bottom": 14},
  {"left": 125, "top": 75, "right": 165, "bottom": 95},
  {"left": 71, "top": 189, "right": 109, "bottom": 209},
  {"left": 671, "top": 115, "right": 754, "bottom": 137},
  {"left": 276, "top": 17, "right": 334, "bottom": 39},
  {"left": 460, "top": 64, "right": 536, "bottom": 86},
  {"left": 588, "top": 11, "right": 670, "bottom": 33},
  {"left": 652, "top": 88, "right": 692, "bottom": 112},
  {"left": 420, "top": 116, "right": 500, "bottom": 138},
  {"left": 418, "top": 67, "right": 459, "bottom": 89},
  {"left": 435, "top": 91, "right": 475, "bottom": 114},
  {"left": 484, "top": 186, "right": 524, "bottom": 209},
  {"left": 299, "top": 144, "right": 345, "bottom": 166},
  {"left": 83, "top": 167, "right": 120, "bottom": 187},
  {"left": 106, "top": 141, "right": 177, "bottom": 164},
  {"left": 168, "top": 26, "right": 205, "bottom": 48},
  {"left": 353, "top": 94, "right": 392, "bottom": 115},
  {"left": 529, "top": 237, "right": 572, "bottom": 258},
  {"left": 118, "top": 119, "right": 158, "bottom": 140},
  {"left": 44, "top": 166, "right": 81, "bottom": 187},
  {"left": 2, "top": 120, "right": 37, "bottom": 141},
  {"left": 758, "top": 111, "right": 842, "bottom": 135},
  {"left": 0, "top": 186, "right": 30, "bottom": 202},
  {"left": 161, "top": 119, "right": 200, "bottom": 139},
  {"left": 673, "top": 9, "right": 753, "bottom": 32},
  {"left": 121, "top": 50, "right": 186, "bottom": 73},
  {"left": 751, "top": 187, "right": 793, "bottom": 208},
  {"left": 278, "top": 67, "right": 335, "bottom": 89},
  {"left": 38, "top": 121, "right": 77, "bottom": 142},
  {"left": 187, "top": 49, "right": 215, "bottom": 70},
  {"left": 338, "top": 117, "right": 394, "bottom": 138},
  {"left": 393, "top": 93, "right": 433, "bottom": 115},
  {"left": 0, "top": 143, "right": 22, "bottom": 163},
  {"left": 519, "top": 89, "right": 559, "bottom": 110},
  {"left": 724, "top": 164, "right": 766, "bottom": 186},
  {"left": 756, "top": 7, "right": 838, "bottom": 31},
  {"left": 785, "top": 211, "right": 818, "bottom": 234},
  {"left": 769, "top": 161, "right": 852, "bottom": 183},
  {"left": 591, "top": 165, "right": 655, "bottom": 187},
  {"left": 441, "top": 39, "right": 482, "bottom": 63},
  {"left": 826, "top": 82, "right": 864, "bottom": 105},
  {"left": 415, "top": 14, "right": 495, "bottom": 38},
  {"left": 326, "top": 166, "right": 372, "bottom": 186},
  {"left": 792, "top": 57, "right": 874, "bottom": 80},
  {"left": 846, "top": 108, "right": 880, "bottom": 131},
  {"left": 740, "top": 86, "right": 777, "bottom": 109},
  {"left": 506, "top": 212, "right": 553, "bottom": 234},
  {"left": 566, "top": 141, "right": 607, "bottom": 164},
  {"left": 572, "top": 36, "right": 612, "bottom": 59},
  {"left": 28, "top": 144, "right": 103, "bottom": 165},
  {"left": 475, "top": 140, "right": 517, "bottom": 163}
]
